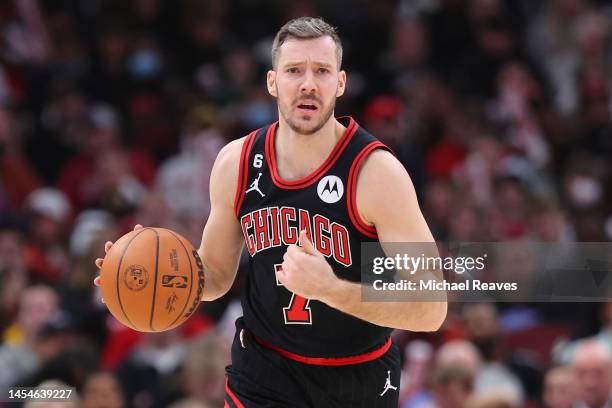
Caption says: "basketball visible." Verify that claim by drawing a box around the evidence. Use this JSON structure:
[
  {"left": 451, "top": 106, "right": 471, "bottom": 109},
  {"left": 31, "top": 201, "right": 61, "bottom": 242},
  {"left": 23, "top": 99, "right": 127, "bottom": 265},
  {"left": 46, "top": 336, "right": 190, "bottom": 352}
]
[{"left": 99, "top": 227, "right": 205, "bottom": 332}]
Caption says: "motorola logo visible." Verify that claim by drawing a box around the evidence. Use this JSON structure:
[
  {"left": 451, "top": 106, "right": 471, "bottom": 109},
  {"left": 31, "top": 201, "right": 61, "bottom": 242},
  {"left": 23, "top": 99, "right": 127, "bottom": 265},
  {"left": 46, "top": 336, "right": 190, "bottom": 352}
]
[{"left": 317, "top": 175, "right": 344, "bottom": 204}]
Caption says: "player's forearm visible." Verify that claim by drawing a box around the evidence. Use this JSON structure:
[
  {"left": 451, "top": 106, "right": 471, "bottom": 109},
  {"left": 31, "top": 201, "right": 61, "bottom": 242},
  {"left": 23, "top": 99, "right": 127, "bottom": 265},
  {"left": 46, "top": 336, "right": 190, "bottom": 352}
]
[
  {"left": 198, "top": 249, "right": 238, "bottom": 301},
  {"left": 321, "top": 278, "right": 447, "bottom": 332}
]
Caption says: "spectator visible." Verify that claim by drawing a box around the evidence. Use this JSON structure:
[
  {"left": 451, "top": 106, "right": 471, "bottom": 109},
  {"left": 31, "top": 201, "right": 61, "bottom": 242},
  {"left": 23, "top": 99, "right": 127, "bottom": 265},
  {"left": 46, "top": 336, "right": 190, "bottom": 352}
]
[
  {"left": 0, "top": 105, "right": 41, "bottom": 213},
  {"left": 23, "top": 380, "right": 78, "bottom": 408},
  {"left": 428, "top": 364, "right": 474, "bottom": 408},
  {"left": 180, "top": 331, "right": 230, "bottom": 407},
  {"left": 57, "top": 103, "right": 156, "bottom": 212},
  {"left": 526, "top": 0, "right": 588, "bottom": 116},
  {"left": 542, "top": 366, "right": 578, "bottom": 408},
  {"left": 23, "top": 188, "right": 71, "bottom": 284},
  {"left": 436, "top": 340, "right": 483, "bottom": 379},
  {"left": 0, "top": 220, "right": 28, "bottom": 333},
  {"left": 2, "top": 284, "right": 59, "bottom": 346},
  {"left": 156, "top": 104, "right": 225, "bottom": 221},
  {"left": 115, "top": 328, "right": 188, "bottom": 406},
  {"left": 0, "top": 285, "right": 60, "bottom": 393},
  {"left": 465, "top": 394, "right": 520, "bottom": 408},
  {"left": 526, "top": 198, "right": 573, "bottom": 242},
  {"left": 402, "top": 340, "right": 481, "bottom": 408},
  {"left": 81, "top": 371, "right": 125, "bottom": 408},
  {"left": 462, "top": 304, "right": 528, "bottom": 402},
  {"left": 168, "top": 398, "right": 214, "bottom": 408},
  {"left": 571, "top": 340, "right": 612, "bottom": 408},
  {"left": 34, "top": 83, "right": 90, "bottom": 181}
]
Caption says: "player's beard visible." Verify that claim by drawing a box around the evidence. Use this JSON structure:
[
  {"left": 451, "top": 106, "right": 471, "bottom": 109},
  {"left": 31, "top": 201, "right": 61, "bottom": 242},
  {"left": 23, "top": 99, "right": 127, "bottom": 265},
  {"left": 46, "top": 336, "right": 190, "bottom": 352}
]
[{"left": 277, "top": 88, "right": 336, "bottom": 136}]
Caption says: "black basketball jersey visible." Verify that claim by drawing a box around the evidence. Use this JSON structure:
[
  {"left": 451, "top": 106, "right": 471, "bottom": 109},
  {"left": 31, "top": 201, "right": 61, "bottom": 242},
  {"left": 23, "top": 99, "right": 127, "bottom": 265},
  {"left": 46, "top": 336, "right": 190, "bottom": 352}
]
[{"left": 234, "top": 116, "right": 393, "bottom": 358}]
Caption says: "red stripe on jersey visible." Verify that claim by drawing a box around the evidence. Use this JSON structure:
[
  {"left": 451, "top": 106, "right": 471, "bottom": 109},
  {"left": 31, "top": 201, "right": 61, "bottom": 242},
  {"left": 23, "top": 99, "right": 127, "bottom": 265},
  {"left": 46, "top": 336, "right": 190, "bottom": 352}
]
[
  {"left": 225, "top": 377, "right": 246, "bottom": 408},
  {"left": 253, "top": 334, "right": 392, "bottom": 366},
  {"left": 266, "top": 117, "right": 358, "bottom": 189},
  {"left": 347, "top": 141, "right": 389, "bottom": 238},
  {"left": 234, "top": 131, "right": 258, "bottom": 217}
]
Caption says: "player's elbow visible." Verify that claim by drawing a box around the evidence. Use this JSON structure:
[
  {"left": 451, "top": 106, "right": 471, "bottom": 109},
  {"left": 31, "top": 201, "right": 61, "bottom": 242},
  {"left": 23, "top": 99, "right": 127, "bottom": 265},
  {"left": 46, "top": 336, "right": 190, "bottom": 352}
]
[
  {"left": 407, "top": 301, "right": 447, "bottom": 332},
  {"left": 201, "top": 289, "right": 228, "bottom": 302},
  {"left": 200, "top": 275, "right": 233, "bottom": 301},
  {"left": 201, "top": 272, "right": 235, "bottom": 301},
  {"left": 425, "top": 301, "right": 447, "bottom": 331}
]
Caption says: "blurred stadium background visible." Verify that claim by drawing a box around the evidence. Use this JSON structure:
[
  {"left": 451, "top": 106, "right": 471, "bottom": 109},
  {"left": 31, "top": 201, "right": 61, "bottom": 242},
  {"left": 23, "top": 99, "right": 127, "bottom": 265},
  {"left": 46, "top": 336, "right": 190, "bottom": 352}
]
[{"left": 0, "top": 0, "right": 611, "bottom": 407}]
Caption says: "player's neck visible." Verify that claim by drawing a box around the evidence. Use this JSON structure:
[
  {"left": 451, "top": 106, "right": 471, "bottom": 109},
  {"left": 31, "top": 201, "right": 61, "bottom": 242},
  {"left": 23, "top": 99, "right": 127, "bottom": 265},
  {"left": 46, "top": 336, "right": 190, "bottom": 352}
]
[{"left": 275, "top": 116, "right": 345, "bottom": 181}]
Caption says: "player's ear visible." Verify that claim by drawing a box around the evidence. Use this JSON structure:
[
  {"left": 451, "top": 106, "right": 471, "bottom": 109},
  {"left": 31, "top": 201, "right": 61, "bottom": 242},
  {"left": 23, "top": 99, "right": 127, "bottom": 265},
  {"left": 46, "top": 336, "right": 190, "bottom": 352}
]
[
  {"left": 336, "top": 70, "right": 346, "bottom": 98},
  {"left": 267, "top": 70, "right": 277, "bottom": 97}
]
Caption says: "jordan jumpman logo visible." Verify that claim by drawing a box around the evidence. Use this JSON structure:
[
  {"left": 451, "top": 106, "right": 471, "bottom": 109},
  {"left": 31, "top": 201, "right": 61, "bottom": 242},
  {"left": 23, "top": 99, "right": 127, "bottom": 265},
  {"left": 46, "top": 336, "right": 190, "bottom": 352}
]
[
  {"left": 246, "top": 173, "right": 265, "bottom": 197},
  {"left": 380, "top": 371, "right": 397, "bottom": 396}
]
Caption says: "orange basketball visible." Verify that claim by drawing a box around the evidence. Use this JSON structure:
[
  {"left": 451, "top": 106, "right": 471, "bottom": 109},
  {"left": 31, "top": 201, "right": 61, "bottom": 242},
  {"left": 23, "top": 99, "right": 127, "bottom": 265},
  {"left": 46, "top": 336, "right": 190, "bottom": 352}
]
[{"left": 99, "top": 227, "right": 205, "bottom": 332}]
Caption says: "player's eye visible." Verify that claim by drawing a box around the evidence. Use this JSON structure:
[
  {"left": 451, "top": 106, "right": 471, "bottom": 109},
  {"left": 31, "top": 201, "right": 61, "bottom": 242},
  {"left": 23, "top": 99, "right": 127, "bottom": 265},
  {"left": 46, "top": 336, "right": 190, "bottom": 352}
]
[
  {"left": 286, "top": 67, "right": 299, "bottom": 74},
  {"left": 318, "top": 68, "right": 329, "bottom": 74}
]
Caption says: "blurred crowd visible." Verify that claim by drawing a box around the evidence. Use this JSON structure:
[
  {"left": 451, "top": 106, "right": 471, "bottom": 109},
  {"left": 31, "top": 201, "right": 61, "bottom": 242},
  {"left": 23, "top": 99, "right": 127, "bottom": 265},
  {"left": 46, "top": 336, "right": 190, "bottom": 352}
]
[{"left": 0, "top": 0, "right": 611, "bottom": 407}]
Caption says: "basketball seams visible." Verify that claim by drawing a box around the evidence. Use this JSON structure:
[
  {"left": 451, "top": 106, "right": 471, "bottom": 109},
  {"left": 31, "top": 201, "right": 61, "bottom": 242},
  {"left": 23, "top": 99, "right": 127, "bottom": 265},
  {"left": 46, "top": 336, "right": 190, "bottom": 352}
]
[
  {"left": 164, "top": 229, "right": 195, "bottom": 330},
  {"left": 115, "top": 228, "right": 149, "bottom": 330},
  {"left": 107, "top": 227, "right": 201, "bottom": 332},
  {"left": 148, "top": 228, "right": 160, "bottom": 331}
]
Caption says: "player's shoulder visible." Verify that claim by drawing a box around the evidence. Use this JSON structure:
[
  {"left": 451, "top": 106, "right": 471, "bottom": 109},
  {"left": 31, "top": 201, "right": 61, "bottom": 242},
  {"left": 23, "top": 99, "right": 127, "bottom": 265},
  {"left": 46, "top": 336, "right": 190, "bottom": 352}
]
[
  {"left": 359, "top": 148, "right": 406, "bottom": 179},
  {"left": 209, "top": 136, "right": 248, "bottom": 190},
  {"left": 211, "top": 127, "right": 265, "bottom": 190},
  {"left": 351, "top": 123, "right": 402, "bottom": 175},
  {"left": 355, "top": 144, "right": 415, "bottom": 202},
  {"left": 213, "top": 133, "right": 254, "bottom": 177},
  {"left": 210, "top": 135, "right": 252, "bottom": 205},
  {"left": 355, "top": 143, "right": 418, "bottom": 226},
  {"left": 217, "top": 136, "right": 247, "bottom": 163},
  {"left": 215, "top": 125, "right": 266, "bottom": 165}
]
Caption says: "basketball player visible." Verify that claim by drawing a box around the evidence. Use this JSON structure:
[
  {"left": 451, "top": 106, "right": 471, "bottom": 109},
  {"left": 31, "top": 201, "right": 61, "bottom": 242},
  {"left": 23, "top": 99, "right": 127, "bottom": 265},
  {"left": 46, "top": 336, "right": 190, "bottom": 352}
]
[{"left": 95, "top": 17, "right": 446, "bottom": 407}]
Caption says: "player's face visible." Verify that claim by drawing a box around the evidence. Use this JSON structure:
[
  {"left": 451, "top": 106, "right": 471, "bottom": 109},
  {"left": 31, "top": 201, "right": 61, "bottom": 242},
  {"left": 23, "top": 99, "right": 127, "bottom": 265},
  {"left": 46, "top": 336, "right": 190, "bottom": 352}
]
[{"left": 267, "top": 36, "right": 346, "bottom": 135}]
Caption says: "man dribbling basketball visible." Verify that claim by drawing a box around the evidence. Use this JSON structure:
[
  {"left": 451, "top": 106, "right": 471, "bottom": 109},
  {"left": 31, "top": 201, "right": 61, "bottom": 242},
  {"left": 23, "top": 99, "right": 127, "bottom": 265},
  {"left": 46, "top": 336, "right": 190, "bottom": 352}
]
[{"left": 95, "top": 17, "right": 447, "bottom": 407}]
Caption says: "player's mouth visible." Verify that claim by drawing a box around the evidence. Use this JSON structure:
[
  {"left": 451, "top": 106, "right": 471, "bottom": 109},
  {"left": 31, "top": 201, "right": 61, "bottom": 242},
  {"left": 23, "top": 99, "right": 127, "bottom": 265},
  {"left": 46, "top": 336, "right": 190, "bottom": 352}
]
[{"left": 296, "top": 103, "right": 318, "bottom": 113}]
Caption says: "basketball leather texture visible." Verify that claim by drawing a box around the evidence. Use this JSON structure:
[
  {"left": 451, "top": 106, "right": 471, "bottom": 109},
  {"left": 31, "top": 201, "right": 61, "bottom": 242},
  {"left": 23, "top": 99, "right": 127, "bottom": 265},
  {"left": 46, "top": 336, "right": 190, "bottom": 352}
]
[{"left": 100, "top": 227, "right": 205, "bottom": 332}]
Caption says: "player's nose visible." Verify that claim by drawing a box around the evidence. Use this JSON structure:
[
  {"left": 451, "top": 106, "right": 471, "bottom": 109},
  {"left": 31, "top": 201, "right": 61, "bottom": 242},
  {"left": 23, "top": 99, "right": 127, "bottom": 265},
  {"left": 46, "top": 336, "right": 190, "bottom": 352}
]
[{"left": 299, "top": 69, "right": 317, "bottom": 94}]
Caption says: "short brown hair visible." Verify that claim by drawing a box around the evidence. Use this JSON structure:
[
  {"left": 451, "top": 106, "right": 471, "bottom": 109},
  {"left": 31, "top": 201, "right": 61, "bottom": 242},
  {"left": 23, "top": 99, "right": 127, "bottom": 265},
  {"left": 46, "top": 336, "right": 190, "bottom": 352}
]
[{"left": 271, "top": 17, "right": 343, "bottom": 70}]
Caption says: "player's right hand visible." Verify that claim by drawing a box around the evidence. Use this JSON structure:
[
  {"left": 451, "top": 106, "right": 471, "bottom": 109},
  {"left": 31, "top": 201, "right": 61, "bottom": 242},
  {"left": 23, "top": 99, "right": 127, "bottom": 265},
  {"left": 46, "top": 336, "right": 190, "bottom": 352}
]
[{"left": 93, "top": 224, "right": 144, "bottom": 302}]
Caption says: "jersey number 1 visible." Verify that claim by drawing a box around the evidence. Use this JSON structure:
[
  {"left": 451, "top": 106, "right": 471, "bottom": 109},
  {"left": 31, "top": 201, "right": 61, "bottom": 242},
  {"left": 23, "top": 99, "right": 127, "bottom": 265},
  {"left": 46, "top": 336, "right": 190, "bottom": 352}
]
[{"left": 275, "top": 264, "right": 312, "bottom": 324}]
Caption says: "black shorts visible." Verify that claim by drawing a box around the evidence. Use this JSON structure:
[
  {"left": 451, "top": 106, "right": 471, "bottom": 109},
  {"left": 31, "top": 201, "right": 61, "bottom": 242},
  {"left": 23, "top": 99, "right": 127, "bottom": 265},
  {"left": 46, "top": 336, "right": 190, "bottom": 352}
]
[{"left": 224, "top": 318, "right": 401, "bottom": 408}]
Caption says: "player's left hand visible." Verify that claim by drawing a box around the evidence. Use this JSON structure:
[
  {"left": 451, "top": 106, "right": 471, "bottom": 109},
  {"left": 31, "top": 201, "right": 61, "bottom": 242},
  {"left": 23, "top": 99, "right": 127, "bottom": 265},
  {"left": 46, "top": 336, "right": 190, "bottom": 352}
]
[{"left": 276, "top": 230, "right": 338, "bottom": 302}]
